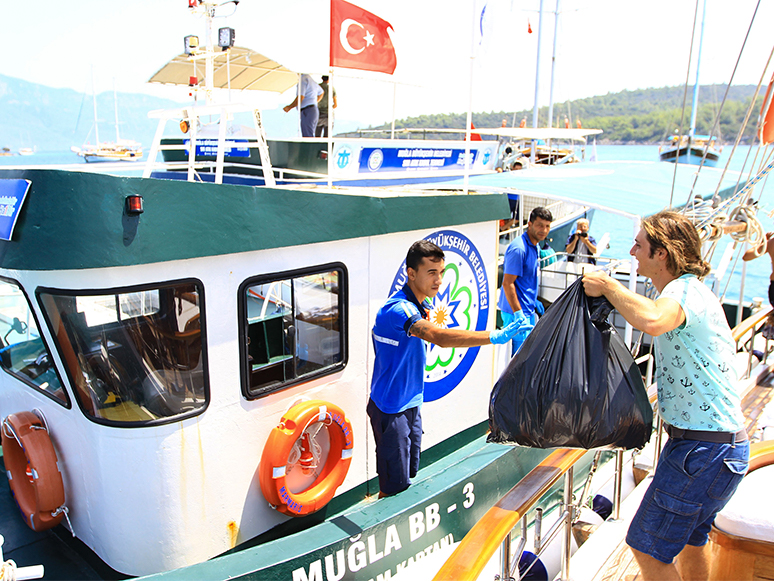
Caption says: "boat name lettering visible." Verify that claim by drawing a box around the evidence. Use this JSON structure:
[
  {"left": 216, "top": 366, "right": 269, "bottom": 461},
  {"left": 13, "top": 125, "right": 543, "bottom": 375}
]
[
  {"left": 279, "top": 486, "right": 303, "bottom": 514},
  {"left": 291, "top": 504, "right": 448, "bottom": 581},
  {"left": 396, "top": 149, "right": 452, "bottom": 159},
  {"left": 329, "top": 412, "right": 353, "bottom": 447}
]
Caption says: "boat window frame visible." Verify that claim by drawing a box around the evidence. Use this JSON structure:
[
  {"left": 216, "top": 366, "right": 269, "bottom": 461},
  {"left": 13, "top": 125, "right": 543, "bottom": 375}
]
[
  {"left": 35, "top": 277, "right": 210, "bottom": 428},
  {"left": 0, "top": 276, "right": 70, "bottom": 408},
  {"left": 238, "top": 262, "right": 348, "bottom": 400}
]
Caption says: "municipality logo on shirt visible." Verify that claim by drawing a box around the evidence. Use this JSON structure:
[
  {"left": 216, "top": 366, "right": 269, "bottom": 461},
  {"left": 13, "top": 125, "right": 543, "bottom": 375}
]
[{"left": 389, "top": 229, "right": 489, "bottom": 401}]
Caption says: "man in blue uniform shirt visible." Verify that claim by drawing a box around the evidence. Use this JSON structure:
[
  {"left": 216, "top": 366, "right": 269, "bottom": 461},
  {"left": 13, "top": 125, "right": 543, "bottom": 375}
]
[
  {"left": 498, "top": 207, "right": 553, "bottom": 353},
  {"left": 583, "top": 211, "right": 748, "bottom": 581},
  {"left": 369, "top": 240, "right": 532, "bottom": 497}
]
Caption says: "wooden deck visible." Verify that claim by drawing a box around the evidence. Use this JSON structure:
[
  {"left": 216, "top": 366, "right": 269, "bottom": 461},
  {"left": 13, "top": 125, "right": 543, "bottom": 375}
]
[{"left": 585, "top": 364, "right": 774, "bottom": 581}]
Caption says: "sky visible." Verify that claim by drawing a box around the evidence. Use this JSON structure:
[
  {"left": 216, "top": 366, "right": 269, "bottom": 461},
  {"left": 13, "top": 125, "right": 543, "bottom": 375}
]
[{"left": 2, "top": 0, "right": 773, "bottom": 132}]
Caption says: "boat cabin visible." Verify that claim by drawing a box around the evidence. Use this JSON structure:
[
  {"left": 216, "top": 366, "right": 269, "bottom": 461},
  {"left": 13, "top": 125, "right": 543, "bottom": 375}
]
[{"left": 0, "top": 168, "right": 510, "bottom": 575}]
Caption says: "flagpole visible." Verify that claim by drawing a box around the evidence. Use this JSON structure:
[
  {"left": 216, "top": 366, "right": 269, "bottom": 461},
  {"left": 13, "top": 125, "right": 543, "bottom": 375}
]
[
  {"left": 464, "top": 0, "right": 477, "bottom": 196},
  {"left": 328, "top": 0, "right": 334, "bottom": 187},
  {"left": 391, "top": 82, "right": 397, "bottom": 139},
  {"left": 328, "top": 68, "right": 334, "bottom": 189}
]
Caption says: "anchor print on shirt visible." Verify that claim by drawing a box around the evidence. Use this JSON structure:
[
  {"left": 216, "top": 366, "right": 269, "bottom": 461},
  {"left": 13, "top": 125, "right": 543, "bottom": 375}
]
[
  {"left": 680, "top": 377, "right": 693, "bottom": 389},
  {"left": 707, "top": 338, "right": 724, "bottom": 353},
  {"left": 718, "top": 361, "right": 730, "bottom": 374},
  {"left": 699, "top": 402, "right": 711, "bottom": 412},
  {"left": 681, "top": 411, "right": 691, "bottom": 423},
  {"left": 671, "top": 355, "right": 685, "bottom": 369}
]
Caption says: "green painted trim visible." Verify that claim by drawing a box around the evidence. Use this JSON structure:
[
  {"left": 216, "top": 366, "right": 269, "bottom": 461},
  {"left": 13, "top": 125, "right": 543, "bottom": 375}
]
[
  {"left": 0, "top": 170, "right": 510, "bottom": 271},
  {"left": 143, "top": 437, "right": 558, "bottom": 580}
]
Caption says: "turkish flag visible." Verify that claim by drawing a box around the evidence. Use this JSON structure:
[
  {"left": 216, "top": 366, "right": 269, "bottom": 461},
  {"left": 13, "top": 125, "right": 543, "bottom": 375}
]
[{"left": 330, "top": 0, "right": 397, "bottom": 74}]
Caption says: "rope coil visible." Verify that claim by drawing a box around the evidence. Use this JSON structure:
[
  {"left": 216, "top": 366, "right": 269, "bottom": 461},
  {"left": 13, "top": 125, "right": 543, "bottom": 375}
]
[{"left": 0, "top": 560, "right": 17, "bottom": 581}]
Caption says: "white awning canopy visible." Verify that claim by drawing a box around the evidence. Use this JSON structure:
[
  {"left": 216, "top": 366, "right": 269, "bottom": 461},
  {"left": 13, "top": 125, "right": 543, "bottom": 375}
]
[{"left": 147, "top": 46, "right": 298, "bottom": 93}]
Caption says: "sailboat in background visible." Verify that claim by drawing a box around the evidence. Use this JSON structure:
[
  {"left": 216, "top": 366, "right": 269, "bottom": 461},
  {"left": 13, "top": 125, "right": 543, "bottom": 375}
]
[
  {"left": 658, "top": 0, "right": 720, "bottom": 166},
  {"left": 71, "top": 77, "right": 143, "bottom": 162}
]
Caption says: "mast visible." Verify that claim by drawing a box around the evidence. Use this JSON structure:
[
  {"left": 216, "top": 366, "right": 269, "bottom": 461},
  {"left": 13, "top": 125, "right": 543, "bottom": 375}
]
[
  {"left": 113, "top": 79, "right": 121, "bottom": 142},
  {"left": 689, "top": 0, "right": 707, "bottom": 140},
  {"left": 531, "top": 0, "right": 545, "bottom": 162},
  {"left": 91, "top": 69, "right": 100, "bottom": 145},
  {"left": 547, "top": 0, "right": 561, "bottom": 129}
]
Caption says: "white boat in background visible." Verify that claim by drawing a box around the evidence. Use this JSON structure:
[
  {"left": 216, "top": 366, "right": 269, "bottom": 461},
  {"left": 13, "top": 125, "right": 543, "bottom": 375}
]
[
  {"left": 658, "top": 0, "right": 721, "bottom": 167},
  {"left": 72, "top": 77, "right": 143, "bottom": 163},
  {"left": 17, "top": 147, "right": 34, "bottom": 156}
]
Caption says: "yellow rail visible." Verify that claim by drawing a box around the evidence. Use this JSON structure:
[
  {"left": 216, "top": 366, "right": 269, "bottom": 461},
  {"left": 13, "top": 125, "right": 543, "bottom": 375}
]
[{"left": 433, "top": 448, "right": 587, "bottom": 581}]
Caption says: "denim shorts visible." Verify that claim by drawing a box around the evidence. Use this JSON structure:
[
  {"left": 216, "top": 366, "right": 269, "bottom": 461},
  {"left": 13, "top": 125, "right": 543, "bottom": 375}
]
[{"left": 626, "top": 437, "right": 749, "bottom": 564}]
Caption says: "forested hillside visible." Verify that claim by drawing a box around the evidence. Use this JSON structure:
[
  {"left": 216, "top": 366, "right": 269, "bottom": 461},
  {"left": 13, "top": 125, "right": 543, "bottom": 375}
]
[{"left": 356, "top": 85, "right": 766, "bottom": 144}]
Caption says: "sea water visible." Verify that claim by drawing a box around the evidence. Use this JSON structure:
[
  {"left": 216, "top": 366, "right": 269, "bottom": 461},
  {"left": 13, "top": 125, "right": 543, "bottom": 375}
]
[
  {"left": 591, "top": 145, "right": 774, "bottom": 306},
  {"left": 1, "top": 145, "right": 772, "bottom": 303}
]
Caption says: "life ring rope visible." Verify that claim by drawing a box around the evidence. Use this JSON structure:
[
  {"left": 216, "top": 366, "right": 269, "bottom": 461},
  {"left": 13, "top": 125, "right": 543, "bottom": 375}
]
[{"left": 259, "top": 400, "right": 354, "bottom": 517}]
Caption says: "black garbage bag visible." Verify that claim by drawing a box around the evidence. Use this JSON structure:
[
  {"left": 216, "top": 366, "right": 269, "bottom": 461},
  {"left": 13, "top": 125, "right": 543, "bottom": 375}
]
[{"left": 488, "top": 278, "right": 652, "bottom": 449}]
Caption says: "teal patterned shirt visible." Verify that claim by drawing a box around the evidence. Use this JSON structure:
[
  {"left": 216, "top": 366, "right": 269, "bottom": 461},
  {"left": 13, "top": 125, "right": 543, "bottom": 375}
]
[{"left": 655, "top": 274, "right": 745, "bottom": 432}]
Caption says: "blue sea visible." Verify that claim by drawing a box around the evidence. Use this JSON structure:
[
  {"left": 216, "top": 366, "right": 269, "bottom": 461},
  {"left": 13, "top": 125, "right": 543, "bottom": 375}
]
[{"left": 1, "top": 144, "right": 772, "bottom": 303}]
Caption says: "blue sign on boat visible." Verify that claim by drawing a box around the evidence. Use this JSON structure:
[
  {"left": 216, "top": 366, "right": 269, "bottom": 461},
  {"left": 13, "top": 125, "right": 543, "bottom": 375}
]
[
  {"left": 0, "top": 179, "right": 30, "bottom": 241},
  {"left": 185, "top": 139, "right": 251, "bottom": 157},
  {"left": 359, "top": 147, "right": 478, "bottom": 173}
]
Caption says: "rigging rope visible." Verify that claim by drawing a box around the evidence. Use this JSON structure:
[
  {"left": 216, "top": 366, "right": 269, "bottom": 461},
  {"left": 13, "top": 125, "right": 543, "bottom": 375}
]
[{"left": 684, "top": 0, "right": 764, "bottom": 205}]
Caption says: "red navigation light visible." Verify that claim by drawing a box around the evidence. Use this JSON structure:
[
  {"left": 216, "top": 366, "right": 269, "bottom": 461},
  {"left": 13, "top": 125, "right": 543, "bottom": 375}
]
[
  {"left": 125, "top": 195, "right": 144, "bottom": 215},
  {"left": 189, "top": 76, "right": 198, "bottom": 87}
]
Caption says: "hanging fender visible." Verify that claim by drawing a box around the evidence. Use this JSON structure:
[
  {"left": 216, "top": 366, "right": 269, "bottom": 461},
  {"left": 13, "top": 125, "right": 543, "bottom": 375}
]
[{"left": 259, "top": 400, "right": 353, "bottom": 517}]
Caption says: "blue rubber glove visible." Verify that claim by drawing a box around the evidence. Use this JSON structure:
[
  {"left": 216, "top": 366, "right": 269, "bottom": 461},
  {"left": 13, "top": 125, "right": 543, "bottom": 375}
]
[
  {"left": 490, "top": 319, "right": 534, "bottom": 344},
  {"left": 535, "top": 301, "right": 545, "bottom": 316},
  {"left": 512, "top": 309, "right": 527, "bottom": 326}
]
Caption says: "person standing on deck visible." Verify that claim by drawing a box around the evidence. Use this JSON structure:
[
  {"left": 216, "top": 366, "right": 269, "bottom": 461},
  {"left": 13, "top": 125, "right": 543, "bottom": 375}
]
[
  {"left": 582, "top": 211, "right": 748, "bottom": 581},
  {"left": 283, "top": 74, "right": 323, "bottom": 137},
  {"left": 497, "top": 207, "right": 553, "bottom": 354},
  {"left": 369, "top": 240, "right": 532, "bottom": 498},
  {"left": 315, "top": 75, "right": 337, "bottom": 138}
]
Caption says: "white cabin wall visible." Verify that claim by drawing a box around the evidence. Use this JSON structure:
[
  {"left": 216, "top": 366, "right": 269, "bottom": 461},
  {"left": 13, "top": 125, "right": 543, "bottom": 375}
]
[{"left": 0, "top": 237, "right": 376, "bottom": 575}]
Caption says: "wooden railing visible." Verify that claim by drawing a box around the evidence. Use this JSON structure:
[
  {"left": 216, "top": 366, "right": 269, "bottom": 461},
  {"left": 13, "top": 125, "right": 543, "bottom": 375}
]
[
  {"left": 731, "top": 305, "right": 772, "bottom": 378},
  {"left": 433, "top": 448, "right": 586, "bottom": 581}
]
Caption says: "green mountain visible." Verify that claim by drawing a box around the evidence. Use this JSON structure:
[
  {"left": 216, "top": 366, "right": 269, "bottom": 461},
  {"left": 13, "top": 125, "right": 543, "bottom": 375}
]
[
  {"left": 0, "top": 74, "right": 185, "bottom": 152},
  {"left": 0, "top": 75, "right": 767, "bottom": 149},
  {"left": 356, "top": 85, "right": 766, "bottom": 144}
]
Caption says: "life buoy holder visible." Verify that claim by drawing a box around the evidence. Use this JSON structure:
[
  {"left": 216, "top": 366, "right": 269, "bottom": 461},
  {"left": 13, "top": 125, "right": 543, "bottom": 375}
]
[
  {"left": 259, "top": 400, "right": 353, "bottom": 517},
  {"left": 1, "top": 411, "right": 68, "bottom": 531}
]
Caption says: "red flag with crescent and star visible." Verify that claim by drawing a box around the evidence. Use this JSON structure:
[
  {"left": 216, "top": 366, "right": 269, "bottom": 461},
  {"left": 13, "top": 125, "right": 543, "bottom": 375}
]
[{"left": 330, "top": 0, "right": 397, "bottom": 74}]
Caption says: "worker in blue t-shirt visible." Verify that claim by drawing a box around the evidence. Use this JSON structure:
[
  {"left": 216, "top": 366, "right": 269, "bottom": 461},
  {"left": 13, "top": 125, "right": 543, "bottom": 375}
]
[
  {"left": 369, "top": 240, "right": 532, "bottom": 497},
  {"left": 497, "top": 206, "right": 553, "bottom": 354}
]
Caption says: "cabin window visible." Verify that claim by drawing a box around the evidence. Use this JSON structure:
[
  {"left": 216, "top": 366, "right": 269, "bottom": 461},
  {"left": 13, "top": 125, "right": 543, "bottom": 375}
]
[
  {"left": 0, "top": 279, "right": 67, "bottom": 406},
  {"left": 240, "top": 264, "right": 347, "bottom": 398},
  {"left": 38, "top": 281, "right": 208, "bottom": 426}
]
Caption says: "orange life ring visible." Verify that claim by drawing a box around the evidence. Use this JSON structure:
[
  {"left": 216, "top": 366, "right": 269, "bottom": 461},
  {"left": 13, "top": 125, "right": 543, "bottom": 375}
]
[
  {"left": 1, "top": 411, "right": 66, "bottom": 531},
  {"left": 259, "top": 400, "right": 353, "bottom": 516}
]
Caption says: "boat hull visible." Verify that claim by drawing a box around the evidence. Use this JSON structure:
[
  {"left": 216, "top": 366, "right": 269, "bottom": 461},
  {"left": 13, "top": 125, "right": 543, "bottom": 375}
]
[{"left": 658, "top": 145, "right": 719, "bottom": 166}]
